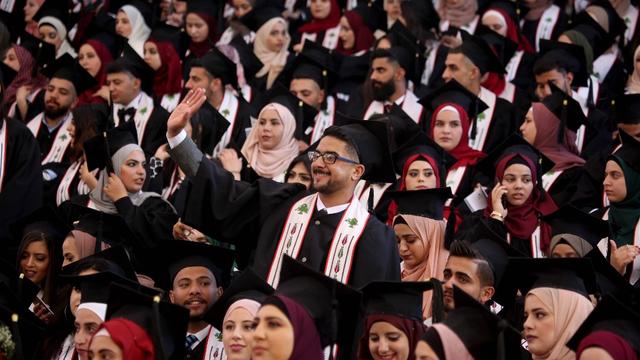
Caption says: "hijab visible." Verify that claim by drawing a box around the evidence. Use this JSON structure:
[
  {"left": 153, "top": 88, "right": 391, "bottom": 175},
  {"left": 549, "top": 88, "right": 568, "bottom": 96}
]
[
  {"left": 89, "top": 144, "right": 161, "bottom": 214},
  {"left": 240, "top": 103, "right": 299, "bottom": 179},
  {"left": 524, "top": 0, "right": 554, "bottom": 20},
  {"left": 531, "top": 103, "right": 586, "bottom": 172},
  {"left": 254, "top": 17, "right": 291, "bottom": 89},
  {"left": 626, "top": 45, "right": 640, "bottom": 94},
  {"left": 481, "top": 8, "right": 534, "bottom": 53},
  {"left": 147, "top": 39, "right": 183, "bottom": 97},
  {"left": 78, "top": 40, "right": 113, "bottom": 105},
  {"left": 484, "top": 153, "right": 558, "bottom": 253},
  {"left": 69, "top": 230, "right": 110, "bottom": 260},
  {"left": 298, "top": 0, "right": 341, "bottom": 34},
  {"left": 38, "top": 16, "right": 77, "bottom": 58},
  {"left": 336, "top": 11, "right": 374, "bottom": 55},
  {"left": 550, "top": 235, "right": 592, "bottom": 257},
  {"left": 526, "top": 288, "right": 594, "bottom": 360},
  {"left": 561, "top": 30, "right": 594, "bottom": 74},
  {"left": 187, "top": 12, "right": 218, "bottom": 58},
  {"left": 120, "top": 5, "right": 151, "bottom": 58},
  {"left": 223, "top": 299, "right": 261, "bottom": 325},
  {"left": 608, "top": 157, "right": 640, "bottom": 246},
  {"left": 612, "top": 0, "right": 632, "bottom": 18},
  {"left": 266, "top": 295, "right": 323, "bottom": 360},
  {"left": 91, "top": 319, "right": 155, "bottom": 360},
  {"left": 357, "top": 314, "right": 427, "bottom": 360},
  {"left": 437, "top": 0, "right": 478, "bottom": 28},
  {"left": 3, "top": 44, "right": 48, "bottom": 105},
  {"left": 395, "top": 214, "right": 448, "bottom": 319},
  {"left": 576, "top": 330, "right": 638, "bottom": 360},
  {"left": 425, "top": 323, "right": 474, "bottom": 360},
  {"left": 429, "top": 103, "right": 486, "bottom": 168}
]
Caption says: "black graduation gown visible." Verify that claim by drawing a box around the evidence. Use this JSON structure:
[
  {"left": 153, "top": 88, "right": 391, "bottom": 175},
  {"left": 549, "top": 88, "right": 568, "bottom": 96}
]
[
  {"left": 0, "top": 119, "right": 43, "bottom": 258},
  {"left": 521, "top": 12, "right": 568, "bottom": 51},
  {"left": 22, "top": 90, "right": 45, "bottom": 123},
  {"left": 177, "top": 145, "right": 401, "bottom": 287},
  {"left": 31, "top": 119, "right": 73, "bottom": 163},
  {"left": 509, "top": 86, "right": 533, "bottom": 125},
  {"left": 569, "top": 142, "right": 615, "bottom": 211},
  {"left": 42, "top": 161, "right": 73, "bottom": 206},
  {"left": 457, "top": 211, "right": 537, "bottom": 257},
  {"left": 139, "top": 106, "right": 169, "bottom": 157},
  {"left": 545, "top": 166, "right": 585, "bottom": 208},
  {"left": 581, "top": 108, "right": 613, "bottom": 161},
  {"left": 596, "top": 59, "right": 627, "bottom": 114}
]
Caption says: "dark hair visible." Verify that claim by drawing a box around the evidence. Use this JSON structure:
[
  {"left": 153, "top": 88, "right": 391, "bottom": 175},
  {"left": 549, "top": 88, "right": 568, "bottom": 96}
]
[
  {"left": 533, "top": 57, "right": 569, "bottom": 77},
  {"left": 16, "top": 231, "right": 61, "bottom": 305},
  {"left": 285, "top": 153, "right": 313, "bottom": 188},
  {"left": 448, "top": 240, "right": 494, "bottom": 287},
  {"left": 69, "top": 107, "right": 100, "bottom": 161},
  {"left": 322, "top": 126, "right": 360, "bottom": 162},
  {"left": 105, "top": 62, "right": 136, "bottom": 78},
  {"left": 190, "top": 59, "right": 223, "bottom": 82},
  {"left": 370, "top": 48, "right": 400, "bottom": 67}
]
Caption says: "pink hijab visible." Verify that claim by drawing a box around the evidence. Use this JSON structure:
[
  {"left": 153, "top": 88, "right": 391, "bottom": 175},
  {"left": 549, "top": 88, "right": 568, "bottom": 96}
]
[
  {"left": 395, "top": 214, "right": 448, "bottom": 319},
  {"left": 431, "top": 323, "right": 474, "bottom": 360},
  {"left": 240, "top": 103, "right": 299, "bottom": 179},
  {"left": 526, "top": 288, "right": 594, "bottom": 360},
  {"left": 531, "top": 103, "right": 585, "bottom": 172},
  {"left": 69, "top": 230, "right": 110, "bottom": 259}
]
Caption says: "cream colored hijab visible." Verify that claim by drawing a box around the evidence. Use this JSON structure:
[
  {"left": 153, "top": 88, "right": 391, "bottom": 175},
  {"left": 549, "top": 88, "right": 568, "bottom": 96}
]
[
  {"left": 253, "top": 17, "right": 290, "bottom": 89},
  {"left": 241, "top": 103, "right": 299, "bottom": 180},
  {"left": 626, "top": 45, "right": 640, "bottom": 94},
  {"left": 396, "top": 214, "right": 449, "bottom": 319},
  {"left": 527, "top": 288, "right": 594, "bottom": 360}
]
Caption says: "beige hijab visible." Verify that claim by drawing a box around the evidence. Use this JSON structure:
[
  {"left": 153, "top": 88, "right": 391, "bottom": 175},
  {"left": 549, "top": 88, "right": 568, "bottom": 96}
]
[
  {"left": 254, "top": 17, "right": 290, "bottom": 89},
  {"left": 626, "top": 45, "right": 640, "bottom": 94},
  {"left": 241, "top": 103, "right": 299, "bottom": 179},
  {"left": 396, "top": 214, "right": 449, "bottom": 319},
  {"left": 527, "top": 288, "right": 594, "bottom": 360}
]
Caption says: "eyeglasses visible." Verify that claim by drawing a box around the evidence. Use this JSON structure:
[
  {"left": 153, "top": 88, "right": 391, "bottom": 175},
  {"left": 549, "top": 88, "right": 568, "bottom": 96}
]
[{"left": 307, "top": 151, "right": 360, "bottom": 165}]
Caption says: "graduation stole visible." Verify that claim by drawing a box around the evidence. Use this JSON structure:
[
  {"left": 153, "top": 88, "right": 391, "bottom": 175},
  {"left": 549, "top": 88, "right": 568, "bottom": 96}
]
[
  {"left": 541, "top": 169, "right": 564, "bottom": 192},
  {"left": 532, "top": 5, "right": 560, "bottom": 51},
  {"left": 469, "top": 87, "right": 496, "bottom": 151},
  {"left": 445, "top": 166, "right": 468, "bottom": 206},
  {"left": 160, "top": 92, "right": 180, "bottom": 113},
  {"left": 161, "top": 166, "right": 183, "bottom": 200},
  {"left": 113, "top": 92, "right": 154, "bottom": 145},
  {"left": 27, "top": 112, "right": 73, "bottom": 164},
  {"left": 56, "top": 159, "right": 84, "bottom": 206},
  {"left": 624, "top": 6, "right": 639, "bottom": 45},
  {"left": 354, "top": 180, "right": 394, "bottom": 210},
  {"left": 300, "top": 26, "right": 341, "bottom": 51},
  {"left": 507, "top": 226, "right": 544, "bottom": 258},
  {"left": 505, "top": 50, "right": 525, "bottom": 83},
  {"left": 499, "top": 82, "right": 517, "bottom": 103},
  {"left": 267, "top": 193, "right": 370, "bottom": 287},
  {"left": 202, "top": 325, "right": 225, "bottom": 360},
  {"left": 310, "top": 96, "right": 336, "bottom": 144},
  {"left": 364, "top": 91, "right": 424, "bottom": 123},
  {"left": 212, "top": 90, "right": 240, "bottom": 157},
  {"left": 0, "top": 120, "right": 6, "bottom": 192}
]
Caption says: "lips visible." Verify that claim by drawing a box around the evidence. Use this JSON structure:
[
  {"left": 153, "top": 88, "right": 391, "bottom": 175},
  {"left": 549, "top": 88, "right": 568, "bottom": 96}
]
[
  {"left": 229, "top": 344, "right": 246, "bottom": 352},
  {"left": 23, "top": 270, "right": 36, "bottom": 278},
  {"left": 252, "top": 345, "right": 267, "bottom": 355},
  {"left": 184, "top": 298, "right": 206, "bottom": 307}
]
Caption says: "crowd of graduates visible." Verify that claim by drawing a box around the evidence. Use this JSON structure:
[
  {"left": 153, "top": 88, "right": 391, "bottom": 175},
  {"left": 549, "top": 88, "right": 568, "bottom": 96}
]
[{"left": 0, "top": 0, "right": 640, "bottom": 359}]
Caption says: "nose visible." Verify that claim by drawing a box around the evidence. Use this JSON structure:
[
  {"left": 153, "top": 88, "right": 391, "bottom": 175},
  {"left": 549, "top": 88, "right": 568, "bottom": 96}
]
[
  {"left": 398, "top": 241, "right": 407, "bottom": 252},
  {"left": 523, "top": 316, "right": 533, "bottom": 330},
  {"left": 442, "top": 68, "right": 451, "bottom": 82},
  {"left": 26, "top": 256, "right": 35, "bottom": 267},
  {"left": 185, "top": 79, "right": 194, "bottom": 90},
  {"left": 378, "top": 339, "right": 389, "bottom": 352},
  {"left": 253, "top": 322, "right": 266, "bottom": 341}
]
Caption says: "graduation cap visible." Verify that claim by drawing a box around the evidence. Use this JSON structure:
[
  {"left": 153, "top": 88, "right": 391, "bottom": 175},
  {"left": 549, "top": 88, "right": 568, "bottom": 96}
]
[
  {"left": 0, "top": 0, "right": 26, "bottom": 43},
  {"left": 566, "top": 295, "right": 640, "bottom": 354},
  {"left": 543, "top": 205, "right": 610, "bottom": 253},
  {"left": 148, "top": 23, "right": 189, "bottom": 59},
  {"left": 387, "top": 22, "right": 426, "bottom": 84},
  {"left": 85, "top": 32, "right": 123, "bottom": 60},
  {"left": 0, "top": 62, "right": 17, "bottom": 88},
  {"left": 611, "top": 129, "right": 640, "bottom": 174},
  {"left": 109, "top": 0, "right": 154, "bottom": 28},
  {"left": 16, "top": 32, "right": 56, "bottom": 72},
  {"left": 194, "top": 47, "right": 239, "bottom": 88},
  {"left": 445, "top": 286, "right": 525, "bottom": 360},
  {"left": 206, "top": 269, "right": 275, "bottom": 330},
  {"left": 290, "top": 40, "right": 338, "bottom": 91},
  {"left": 541, "top": 79, "right": 589, "bottom": 143},
  {"left": 152, "top": 241, "right": 235, "bottom": 291},
  {"left": 62, "top": 271, "right": 140, "bottom": 309},
  {"left": 458, "top": 30, "right": 506, "bottom": 74},
  {"left": 106, "top": 282, "right": 190, "bottom": 360},
  {"left": 387, "top": 187, "right": 453, "bottom": 220},
  {"left": 584, "top": 249, "right": 635, "bottom": 299},
  {"left": 391, "top": 130, "right": 457, "bottom": 185},
  {"left": 272, "top": 256, "right": 362, "bottom": 354},
  {"left": 475, "top": 24, "right": 518, "bottom": 66},
  {"left": 239, "top": 5, "right": 284, "bottom": 33},
  {"left": 369, "top": 105, "right": 421, "bottom": 150},
  {"left": 186, "top": 0, "right": 220, "bottom": 17},
  {"left": 32, "top": 0, "right": 75, "bottom": 33},
  {"left": 111, "top": 43, "right": 155, "bottom": 95},
  {"left": 229, "top": 35, "right": 263, "bottom": 81},
  {"left": 0, "top": 282, "right": 46, "bottom": 360},
  {"left": 611, "top": 94, "right": 640, "bottom": 124},
  {"left": 60, "top": 201, "right": 134, "bottom": 249},
  {"left": 323, "top": 120, "right": 397, "bottom": 183},
  {"left": 538, "top": 39, "right": 589, "bottom": 87},
  {"left": 350, "top": 0, "right": 387, "bottom": 32},
  {"left": 569, "top": 3, "right": 626, "bottom": 58},
  {"left": 9, "top": 206, "right": 70, "bottom": 246},
  {"left": 260, "top": 83, "right": 319, "bottom": 140},
  {"left": 40, "top": 53, "right": 97, "bottom": 95},
  {"left": 504, "top": 258, "right": 597, "bottom": 298},
  {"left": 361, "top": 281, "right": 444, "bottom": 322},
  {"left": 60, "top": 245, "right": 138, "bottom": 282},
  {"left": 476, "top": 133, "right": 555, "bottom": 183},
  {"left": 469, "top": 219, "right": 528, "bottom": 305},
  {"left": 83, "top": 121, "right": 138, "bottom": 173},
  {"left": 197, "top": 102, "right": 231, "bottom": 154}
]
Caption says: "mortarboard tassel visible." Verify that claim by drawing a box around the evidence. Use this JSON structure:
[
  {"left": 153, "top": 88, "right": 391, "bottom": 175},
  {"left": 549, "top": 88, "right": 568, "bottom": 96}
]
[
  {"left": 328, "top": 283, "right": 338, "bottom": 360},
  {"left": 368, "top": 187, "right": 375, "bottom": 214},
  {"left": 444, "top": 210, "right": 456, "bottom": 249},
  {"left": 587, "top": 77, "right": 595, "bottom": 110},
  {"left": 11, "top": 313, "right": 23, "bottom": 360},
  {"left": 496, "top": 319, "right": 509, "bottom": 360},
  {"left": 430, "top": 278, "right": 445, "bottom": 323},
  {"left": 152, "top": 295, "right": 167, "bottom": 360},
  {"left": 296, "top": 100, "right": 304, "bottom": 140},
  {"left": 470, "top": 99, "right": 479, "bottom": 140},
  {"left": 557, "top": 98, "right": 568, "bottom": 144}
]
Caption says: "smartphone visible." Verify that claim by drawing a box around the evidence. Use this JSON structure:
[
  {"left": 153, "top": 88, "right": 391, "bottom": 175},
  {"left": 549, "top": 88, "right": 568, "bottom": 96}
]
[
  {"left": 495, "top": 177, "right": 508, "bottom": 208},
  {"left": 33, "top": 296, "right": 54, "bottom": 317}
]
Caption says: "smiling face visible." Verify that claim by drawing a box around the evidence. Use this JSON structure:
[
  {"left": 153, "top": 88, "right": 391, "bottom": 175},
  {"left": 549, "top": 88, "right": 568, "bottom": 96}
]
[
  {"left": 502, "top": 163, "right": 534, "bottom": 206},
  {"left": 223, "top": 307, "right": 255, "bottom": 360},
  {"left": 169, "top": 266, "right": 220, "bottom": 320},
  {"left": 311, "top": 136, "right": 363, "bottom": 195},
  {"left": 252, "top": 304, "right": 294, "bottom": 360},
  {"left": 395, "top": 223, "right": 426, "bottom": 269},
  {"left": 256, "top": 108, "right": 284, "bottom": 150},
  {"left": 603, "top": 160, "right": 627, "bottom": 203},
  {"left": 432, "top": 109, "right": 463, "bottom": 151},
  {"left": 118, "top": 150, "right": 146, "bottom": 193},
  {"left": 339, "top": 16, "right": 355, "bottom": 50},
  {"left": 368, "top": 321, "right": 411, "bottom": 360},
  {"left": 404, "top": 159, "right": 437, "bottom": 190},
  {"left": 523, "top": 293, "right": 556, "bottom": 358},
  {"left": 186, "top": 13, "right": 210, "bottom": 43},
  {"left": 19, "top": 239, "right": 50, "bottom": 285},
  {"left": 115, "top": 10, "right": 132, "bottom": 38}
]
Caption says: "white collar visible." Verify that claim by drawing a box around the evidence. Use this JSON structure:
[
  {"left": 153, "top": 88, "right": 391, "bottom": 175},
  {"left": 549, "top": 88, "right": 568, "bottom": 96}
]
[
  {"left": 316, "top": 196, "right": 349, "bottom": 215},
  {"left": 187, "top": 324, "right": 212, "bottom": 346}
]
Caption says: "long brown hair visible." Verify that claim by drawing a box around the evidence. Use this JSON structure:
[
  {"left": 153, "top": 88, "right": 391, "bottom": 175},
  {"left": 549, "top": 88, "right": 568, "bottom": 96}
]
[{"left": 16, "top": 231, "right": 61, "bottom": 305}]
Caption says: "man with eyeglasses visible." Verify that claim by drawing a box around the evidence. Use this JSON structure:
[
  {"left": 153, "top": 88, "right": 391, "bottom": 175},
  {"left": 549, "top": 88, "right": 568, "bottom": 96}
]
[{"left": 165, "top": 89, "right": 400, "bottom": 288}]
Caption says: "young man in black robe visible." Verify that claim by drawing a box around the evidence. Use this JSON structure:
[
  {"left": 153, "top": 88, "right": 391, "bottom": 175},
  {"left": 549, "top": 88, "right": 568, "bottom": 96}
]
[{"left": 168, "top": 89, "right": 400, "bottom": 288}]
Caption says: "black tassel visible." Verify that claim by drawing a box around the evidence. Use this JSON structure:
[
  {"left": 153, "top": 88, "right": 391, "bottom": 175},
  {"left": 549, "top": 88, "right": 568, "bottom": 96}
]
[
  {"left": 430, "top": 278, "right": 445, "bottom": 323},
  {"left": 368, "top": 187, "right": 374, "bottom": 214},
  {"left": 470, "top": 99, "right": 479, "bottom": 140},
  {"left": 587, "top": 77, "right": 595, "bottom": 110},
  {"left": 444, "top": 210, "right": 456, "bottom": 250},
  {"left": 329, "top": 282, "right": 338, "bottom": 360},
  {"left": 496, "top": 319, "right": 509, "bottom": 360},
  {"left": 296, "top": 100, "right": 304, "bottom": 140},
  {"left": 152, "top": 296, "right": 166, "bottom": 360},
  {"left": 557, "top": 98, "right": 568, "bottom": 144}
]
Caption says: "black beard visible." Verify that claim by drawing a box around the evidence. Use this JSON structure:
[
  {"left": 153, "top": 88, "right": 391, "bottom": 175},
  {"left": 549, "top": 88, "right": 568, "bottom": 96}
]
[
  {"left": 371, "top": 80, "right": 396, "bottom": 101},
  {"left": 44, "top": 104, "right": 70, "bottom": 120}
]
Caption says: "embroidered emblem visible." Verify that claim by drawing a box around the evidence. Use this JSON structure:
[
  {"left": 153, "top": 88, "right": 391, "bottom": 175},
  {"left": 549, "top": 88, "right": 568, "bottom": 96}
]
[
  {"left": 59, "top": 133, "right": 67, "bottom": 141},
  {"left": 346, "top": 218, "right": 358, "bottom": 228},
  {"left": 222, "top": 109, "right": 230, "bottom": 117},
  {"left": 545, "top": 17, "right": 552, "bottom": 22},
  {"left": 140, "top": 107, "right": 148, "bottom": 114},
  {"left": 477, "top": 112, "right": 486, "bottom": 121},
  {"left": 296, "top": 203, "right": 309, "bottom": 215},
  {"left": 215, "top": 331, "right": 223, "bottom": 342}
]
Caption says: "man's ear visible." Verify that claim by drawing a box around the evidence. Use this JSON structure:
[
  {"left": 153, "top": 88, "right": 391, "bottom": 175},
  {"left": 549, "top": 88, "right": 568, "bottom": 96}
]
[
  {"left": 480, "top": 286, "right": 496, "bottom": 304},
  {"left": 352, "top": 163, "right": 365, "bottom": 181},
  {"left": 168, "top": 290, "right": 175, "bottom": 303},
  {"left": 133, "top": 78, "right": 142, "bottom": 92},
  {"left": 396, "top": 67, "right": 406, "bottom": 82},
  {"left": 565, "top": 72, "right": 574, "bottom": 89}
]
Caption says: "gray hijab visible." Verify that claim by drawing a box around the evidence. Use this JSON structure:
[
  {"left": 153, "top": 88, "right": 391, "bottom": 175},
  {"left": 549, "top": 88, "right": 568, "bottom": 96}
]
[{"left": 550, "top": 233, "right": 593, "bottom": 257}]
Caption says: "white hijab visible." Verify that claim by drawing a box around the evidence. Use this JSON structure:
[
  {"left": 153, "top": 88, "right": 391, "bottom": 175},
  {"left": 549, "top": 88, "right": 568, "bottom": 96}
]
[
  {"left": 120, "top": 5, "right": 151, "bottom": 58},
  {"left": 38, "top": 16, "right": 77, "bottom": 58}
]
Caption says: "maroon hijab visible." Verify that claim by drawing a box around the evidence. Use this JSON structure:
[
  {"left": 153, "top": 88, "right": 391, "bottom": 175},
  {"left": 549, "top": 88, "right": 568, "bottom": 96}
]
[
  {"left": 270, "top": 295, "right": 323, "bottom": 360},
  {"left": 336, "top": 11, "right": 374, "bottom": 55},
  {"left": 576, "top": 330, "right": 638, "bottom": 360},
  {"left": 484, "top": 153, "right": 557, "bottom": 253},
  {"left": 298, "top": 0, "right": 342, "bottom": 34},
  {"left": 357, "top": 314, "right": 427, "bottom": 360},
  {"left": 3, "top": 45, "right": 48, "bottom": 105},
  {"left": 429, "top": 103, "right": 486, "bottom": 169},
  {"left": 78, "top": 40, "right": 113, "bottom": 105},
  {"left": 188, "top": 12, "right": 218, "bottom": 58},
  {"left": 147, "top": 39, "right": 182, "bottom": 97}
]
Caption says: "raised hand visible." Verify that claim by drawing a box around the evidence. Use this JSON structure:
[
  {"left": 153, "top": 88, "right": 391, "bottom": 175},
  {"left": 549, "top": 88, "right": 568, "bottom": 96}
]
[{"left": 167, "top": 88, "right": 207, "bottom": 137}]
